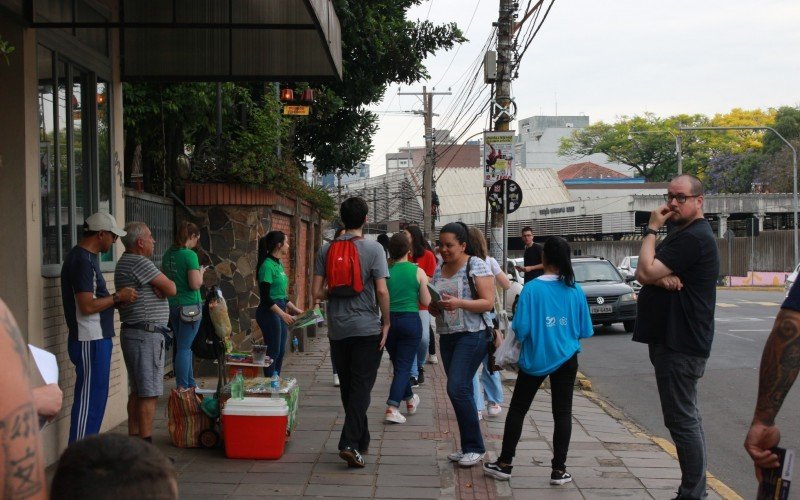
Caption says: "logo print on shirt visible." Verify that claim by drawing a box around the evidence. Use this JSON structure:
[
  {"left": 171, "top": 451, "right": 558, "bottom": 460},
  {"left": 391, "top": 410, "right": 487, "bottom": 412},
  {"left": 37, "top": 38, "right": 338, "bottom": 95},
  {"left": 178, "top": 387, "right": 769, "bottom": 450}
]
[
  {"left": 560, "top": 317, "right": 568, "bottom": 326},
  {"left": 545, "top": 316, "right": 556, "bottom": 327}
]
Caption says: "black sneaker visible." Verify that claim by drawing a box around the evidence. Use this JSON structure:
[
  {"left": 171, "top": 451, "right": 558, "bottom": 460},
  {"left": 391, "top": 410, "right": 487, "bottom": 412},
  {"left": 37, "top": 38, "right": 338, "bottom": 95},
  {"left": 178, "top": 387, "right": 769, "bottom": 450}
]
[
  {"left": 483, "top": 460, "right": 512, "bottom": 480},
  {"left": 339, "top": 447, "right": 365, "bottom": 468},
  {"left": 410, "top": 377, "right": 419, "bottom": 388},
  {"left": 550, "top": 469, "right": 572, "bottom": 485},
  {"left": 417, "top": 367, "right": 425, "bottom": 385}
]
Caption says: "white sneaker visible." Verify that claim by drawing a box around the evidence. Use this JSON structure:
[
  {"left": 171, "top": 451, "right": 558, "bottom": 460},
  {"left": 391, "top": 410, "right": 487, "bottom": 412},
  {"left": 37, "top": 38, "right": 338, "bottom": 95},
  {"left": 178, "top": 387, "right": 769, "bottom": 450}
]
[
  {"left": 333, "top": 374, "right": 340, "bottom": 387},
  {"left": 458, "top": 452, "right": 485, "bottom": 467},
  {"left": 478, "top": 411, "right": 483, "bottom": 421},
  {"left": 406, "top": 394, "right": 420, "bottom": 415},
  {"left": 487, "top": 403, "right": 502, "bottom": 417},
  {"left": 448, "top": 450, "right": 464, "bottom": 462},
  {"left": 385, "top": 408, "right": 406, "bottom": 424},
  {"left": 428, "top": 354, "right": 438, "bottom": 364}
]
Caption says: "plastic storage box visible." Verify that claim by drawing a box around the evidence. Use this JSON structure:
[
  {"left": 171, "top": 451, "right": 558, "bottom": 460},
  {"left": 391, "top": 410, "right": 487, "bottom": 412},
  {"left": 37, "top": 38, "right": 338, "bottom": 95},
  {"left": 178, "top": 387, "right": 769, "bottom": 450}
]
[{"left": 222, "top": 397, "right": 288, "bottom": 459}]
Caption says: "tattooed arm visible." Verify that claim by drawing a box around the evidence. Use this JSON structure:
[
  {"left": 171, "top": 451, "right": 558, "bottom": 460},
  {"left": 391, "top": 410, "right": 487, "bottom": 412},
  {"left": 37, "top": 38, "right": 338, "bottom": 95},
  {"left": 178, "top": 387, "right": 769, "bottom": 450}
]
[
  {"left": 0, "top": 299, "right": 46, "bottom": 500},
  {"left": 744, "top": 307, "right": 800, "bottom": 477}
]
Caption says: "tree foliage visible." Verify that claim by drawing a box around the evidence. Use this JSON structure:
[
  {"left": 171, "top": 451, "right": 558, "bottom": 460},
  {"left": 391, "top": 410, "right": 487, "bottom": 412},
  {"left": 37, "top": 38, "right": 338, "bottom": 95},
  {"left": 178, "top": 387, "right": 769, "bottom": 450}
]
[{"left": 292, "top": 0, "right": 465, "bottom": 175}]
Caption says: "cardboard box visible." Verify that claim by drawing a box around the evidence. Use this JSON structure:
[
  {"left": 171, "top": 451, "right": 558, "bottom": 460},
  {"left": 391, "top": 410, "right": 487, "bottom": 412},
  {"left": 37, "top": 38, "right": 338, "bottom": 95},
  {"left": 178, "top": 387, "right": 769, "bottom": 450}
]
[{"left": 222, "top": 398, "right": 288, "bottom": 459}]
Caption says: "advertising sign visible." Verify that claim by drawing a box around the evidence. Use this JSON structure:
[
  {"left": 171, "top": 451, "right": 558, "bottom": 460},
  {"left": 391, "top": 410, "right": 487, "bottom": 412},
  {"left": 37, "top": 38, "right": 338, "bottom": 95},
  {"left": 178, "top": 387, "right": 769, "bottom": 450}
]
[
  {"left": 487, "top": 179, "right": 523, "bottom": 214},
  {"left": 483, "top": 131, "right": 515, "bottom": 187}
]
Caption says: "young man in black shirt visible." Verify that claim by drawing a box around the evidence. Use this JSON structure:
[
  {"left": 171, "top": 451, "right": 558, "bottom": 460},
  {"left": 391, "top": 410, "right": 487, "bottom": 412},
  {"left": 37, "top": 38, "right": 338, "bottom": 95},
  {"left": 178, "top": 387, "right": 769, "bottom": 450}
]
[
  {"left": 516, "top": 226, "right": 543, "bottom": 284},
  {"left": 633, "top": 174, "right": 719, "bottom": 500}
]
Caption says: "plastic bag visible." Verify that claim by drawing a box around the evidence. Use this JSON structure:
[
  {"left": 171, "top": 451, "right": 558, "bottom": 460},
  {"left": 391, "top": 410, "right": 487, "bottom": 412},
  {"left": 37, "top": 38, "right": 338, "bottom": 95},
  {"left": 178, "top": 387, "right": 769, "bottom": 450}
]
[
  {"left": 208, "top": 288, "right": 232, "bottom": 340},
  {"left": 494, "top": 325, "right": 520, "bottom": 372}
]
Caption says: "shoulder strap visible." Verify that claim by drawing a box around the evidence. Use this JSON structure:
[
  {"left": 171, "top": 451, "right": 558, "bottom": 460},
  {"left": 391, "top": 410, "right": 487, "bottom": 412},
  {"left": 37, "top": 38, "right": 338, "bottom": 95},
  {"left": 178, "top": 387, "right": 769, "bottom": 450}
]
[{"left": 465, "top": 257, "right": 492, "bottom": 330}]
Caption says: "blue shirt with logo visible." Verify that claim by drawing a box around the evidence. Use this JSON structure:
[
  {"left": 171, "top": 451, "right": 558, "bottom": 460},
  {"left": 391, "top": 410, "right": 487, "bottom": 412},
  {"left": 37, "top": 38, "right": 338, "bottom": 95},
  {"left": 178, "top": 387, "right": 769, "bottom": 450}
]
[
  {"left": 61, "top": 246, "right": 115, "bottom": 342},
  {"left": 512, "top": 275, "right": 594, "bottom": 376}
]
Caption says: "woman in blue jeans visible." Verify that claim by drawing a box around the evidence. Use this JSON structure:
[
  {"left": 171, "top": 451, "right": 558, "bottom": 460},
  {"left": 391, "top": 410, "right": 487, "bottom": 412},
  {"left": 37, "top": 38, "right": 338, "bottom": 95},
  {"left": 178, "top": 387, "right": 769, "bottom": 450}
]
[
  {"left": 430, "top": 222, "right": 495, "bottom": 468},
  {"left": 384, "top": 233, "right": 431, "bottom": 423},
  {"left": 162, "top": 221, "right": 205, "bottom": 389},
  {"left": 256, "top": 231, "right": 303, "bottom": 377},
  {"left": 483, "top": 236, "right": 593, "bottom": 485}
]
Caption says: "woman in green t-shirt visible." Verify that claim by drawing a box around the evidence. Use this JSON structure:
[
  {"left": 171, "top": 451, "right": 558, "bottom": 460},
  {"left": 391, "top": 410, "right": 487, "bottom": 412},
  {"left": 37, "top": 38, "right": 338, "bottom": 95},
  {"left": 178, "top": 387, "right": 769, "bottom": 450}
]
[
  {"left": 162, "top": 221, "right": 205, "bottom": 389},
  {"left": 256, "top": 231, "right": 303, "bottom": 377}
]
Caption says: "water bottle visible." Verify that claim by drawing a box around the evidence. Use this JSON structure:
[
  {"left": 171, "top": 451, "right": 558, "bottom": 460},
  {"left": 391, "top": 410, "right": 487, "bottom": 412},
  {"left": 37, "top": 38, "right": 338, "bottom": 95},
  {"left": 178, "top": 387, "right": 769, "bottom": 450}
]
[
  {"left": 231, "top": 369, "right": 245, "bottom": 400},
  {"left": 270, "top": 373, "right": 281, "bottom": 399},
  {"left": 292, "top": 336, "right": 299, "bottom": 353}
]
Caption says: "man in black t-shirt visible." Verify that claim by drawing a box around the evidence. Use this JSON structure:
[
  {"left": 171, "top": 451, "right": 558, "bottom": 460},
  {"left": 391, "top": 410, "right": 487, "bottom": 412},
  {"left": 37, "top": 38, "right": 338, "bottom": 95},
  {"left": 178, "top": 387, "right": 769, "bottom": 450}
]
[
  {"left": 516, "top": 226, "right": 543, "bottom": 284},
  {"left": 633, "top": 175, "right": 719, "bottom": 500},
  {"left": 744, "top": 280, "right": 800, "bottom": 482}
]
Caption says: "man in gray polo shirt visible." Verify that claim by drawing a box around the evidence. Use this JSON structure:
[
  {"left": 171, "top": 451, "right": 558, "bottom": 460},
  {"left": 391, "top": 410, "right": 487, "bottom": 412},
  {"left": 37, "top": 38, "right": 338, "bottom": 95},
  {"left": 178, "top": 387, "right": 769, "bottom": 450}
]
[{"left": 114, "top": 222, "right": 176, "bottom": 442}]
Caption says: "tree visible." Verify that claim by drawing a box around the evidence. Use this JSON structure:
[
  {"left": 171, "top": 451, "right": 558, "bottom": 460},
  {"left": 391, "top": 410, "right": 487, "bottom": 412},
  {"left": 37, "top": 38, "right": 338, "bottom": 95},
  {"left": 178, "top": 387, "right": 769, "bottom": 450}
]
[
  {"left": 558, "top": 113, "right": 710, "bottom": 181},
  {"left": 292, "top": 0, "right": 465, "bottom": 175},
  {"left": 706, "top": 152, "right": 765, "bottom": 193},
  {"left": 763, "top": 106, "right": 800, "bottom": 154}
]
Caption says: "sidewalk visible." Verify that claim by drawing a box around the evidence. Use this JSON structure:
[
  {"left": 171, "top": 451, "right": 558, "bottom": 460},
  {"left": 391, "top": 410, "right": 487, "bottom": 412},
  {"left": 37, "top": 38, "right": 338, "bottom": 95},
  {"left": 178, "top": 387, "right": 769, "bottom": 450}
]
[{"left": 123, "top": 329, "right": 732, "bottom": 500}]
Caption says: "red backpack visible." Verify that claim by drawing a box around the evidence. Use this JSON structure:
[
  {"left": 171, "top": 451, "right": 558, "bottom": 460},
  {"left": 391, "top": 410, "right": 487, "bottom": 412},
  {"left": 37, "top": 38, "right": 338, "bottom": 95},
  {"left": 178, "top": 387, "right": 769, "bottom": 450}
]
[{"left": 325, "top": 237, "right": 364, "bottom": 297}]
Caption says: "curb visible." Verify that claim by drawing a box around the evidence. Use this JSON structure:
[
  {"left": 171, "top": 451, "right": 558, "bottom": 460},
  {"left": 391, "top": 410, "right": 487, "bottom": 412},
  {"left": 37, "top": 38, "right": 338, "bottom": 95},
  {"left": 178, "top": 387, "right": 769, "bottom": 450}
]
[{"left": 578, "top": 379, "right": 743, "bottom": 500}]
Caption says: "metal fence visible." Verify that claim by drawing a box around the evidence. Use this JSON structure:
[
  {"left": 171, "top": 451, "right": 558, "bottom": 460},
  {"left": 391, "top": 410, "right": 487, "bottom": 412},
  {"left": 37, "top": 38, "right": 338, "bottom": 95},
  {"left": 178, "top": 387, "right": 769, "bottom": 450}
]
[
  {"left": 569, "top": 230, "right": 796, "bottom": 276},
  {"left": 124, "top": 189, "right": 175, "bottom": 268}
]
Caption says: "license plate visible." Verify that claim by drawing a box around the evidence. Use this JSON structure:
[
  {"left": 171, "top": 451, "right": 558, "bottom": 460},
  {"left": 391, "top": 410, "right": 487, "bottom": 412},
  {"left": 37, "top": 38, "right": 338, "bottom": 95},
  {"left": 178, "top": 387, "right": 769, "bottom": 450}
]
[{"left": 590, "top": 305, "right": 613, "bottom": 314}]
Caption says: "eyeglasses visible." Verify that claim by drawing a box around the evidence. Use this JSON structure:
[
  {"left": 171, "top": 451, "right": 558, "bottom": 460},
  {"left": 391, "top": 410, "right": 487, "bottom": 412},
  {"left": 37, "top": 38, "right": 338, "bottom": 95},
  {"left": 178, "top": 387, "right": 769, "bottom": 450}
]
[
  {"left": 521, "top": 233, "right": 533, "bottom": 238},
  {"left": 663, "top": 193, "right": 700, "bottom": 204}
]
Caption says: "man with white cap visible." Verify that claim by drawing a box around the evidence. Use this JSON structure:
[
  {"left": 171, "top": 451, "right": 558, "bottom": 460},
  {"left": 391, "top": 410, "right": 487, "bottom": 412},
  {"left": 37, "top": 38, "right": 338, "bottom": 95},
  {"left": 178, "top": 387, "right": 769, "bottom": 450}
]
[{"left": 61, "top": 212, "right": 138, "bottom": 443}]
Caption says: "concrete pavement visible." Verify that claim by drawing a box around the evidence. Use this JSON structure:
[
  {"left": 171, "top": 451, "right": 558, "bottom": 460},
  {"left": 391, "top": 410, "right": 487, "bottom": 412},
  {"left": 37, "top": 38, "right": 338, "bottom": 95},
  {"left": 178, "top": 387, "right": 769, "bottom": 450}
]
[{"left": 119, "top": 329, "right": 735, "bottom": 499}]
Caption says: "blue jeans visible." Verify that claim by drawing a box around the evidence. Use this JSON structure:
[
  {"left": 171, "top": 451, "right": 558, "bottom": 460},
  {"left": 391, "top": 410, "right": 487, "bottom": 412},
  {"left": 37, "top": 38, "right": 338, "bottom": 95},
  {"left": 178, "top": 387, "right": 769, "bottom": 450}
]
[
  {"left": 649, "top": 344, "right": 708, "bottom": 500},
  {"left": 169, "top": 305, "right": 202, "bottom": 389},
  {"left": 439, "top": 329, "right": 490, "bottom": 454},
  {"left": 410, "top": 310, "right": 431, "bottom": 378},
  {"left": 385, "top": 312, "right": 422, "bottom": 407},
  {"left": 473, "top": 353, "right": 504, "bottom": 411},
  {"left": 257, "top": 299, "right": 288, "bottom": 377}
]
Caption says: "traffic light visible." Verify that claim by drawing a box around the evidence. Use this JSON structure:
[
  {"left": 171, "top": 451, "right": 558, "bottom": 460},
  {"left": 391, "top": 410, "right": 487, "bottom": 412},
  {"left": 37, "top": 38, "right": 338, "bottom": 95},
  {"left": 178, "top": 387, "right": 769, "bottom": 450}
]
[{"left": 746, "top": 217, "right": 760, "bottom": 237}]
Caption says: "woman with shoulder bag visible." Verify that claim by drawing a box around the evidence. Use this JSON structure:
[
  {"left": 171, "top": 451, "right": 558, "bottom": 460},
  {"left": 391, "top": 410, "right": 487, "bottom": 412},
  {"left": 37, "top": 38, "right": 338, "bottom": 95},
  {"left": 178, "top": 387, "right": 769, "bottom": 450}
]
[
  {"left": 429, "top": 222, "right": 495, "bottom": 468},
  {"left": 256, "top": 231, "right": 303, "bottom": 377},
  {"left": 162, "top": 221, "right": 205, "bottom": 390},
  {"left": 483, "top": 236, "right": 594, "bottom": 485}
]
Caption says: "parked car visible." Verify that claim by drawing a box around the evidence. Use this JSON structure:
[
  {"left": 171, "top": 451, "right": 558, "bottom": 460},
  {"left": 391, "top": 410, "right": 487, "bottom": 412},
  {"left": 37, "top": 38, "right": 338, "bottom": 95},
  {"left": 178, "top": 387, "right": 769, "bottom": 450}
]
[
  {"left": 786, "top": 262, "right": 800, "bottom": 296},
  {"left": 617, "top": 255, "right": 643, "bottom": 292},
  {"left": 573, "top": 256, "right": 638, "bottom": 332},
  {"left": 504, "top": 257, "right": 524, "bottom": 318}
]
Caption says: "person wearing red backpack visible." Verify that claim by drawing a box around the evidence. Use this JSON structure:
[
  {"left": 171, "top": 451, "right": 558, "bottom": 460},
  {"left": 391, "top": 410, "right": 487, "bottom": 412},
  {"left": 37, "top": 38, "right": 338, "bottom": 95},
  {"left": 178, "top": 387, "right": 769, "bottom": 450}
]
[{"left": 312, "top": 197, "right": 390, "bottom": 469}]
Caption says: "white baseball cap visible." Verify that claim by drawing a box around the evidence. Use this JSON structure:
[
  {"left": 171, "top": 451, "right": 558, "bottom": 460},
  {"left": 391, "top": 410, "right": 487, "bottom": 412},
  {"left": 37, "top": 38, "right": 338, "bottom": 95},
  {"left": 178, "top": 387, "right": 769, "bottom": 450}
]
[{"left": 84, "top": 212, "right": 126, "bottom": 237}]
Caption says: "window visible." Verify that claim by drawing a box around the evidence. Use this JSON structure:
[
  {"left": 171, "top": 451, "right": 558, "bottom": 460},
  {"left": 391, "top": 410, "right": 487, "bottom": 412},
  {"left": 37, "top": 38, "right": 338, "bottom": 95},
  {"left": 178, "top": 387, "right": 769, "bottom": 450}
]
[{"left": 38, "top": 45, "right": 113, "bottom": 273}]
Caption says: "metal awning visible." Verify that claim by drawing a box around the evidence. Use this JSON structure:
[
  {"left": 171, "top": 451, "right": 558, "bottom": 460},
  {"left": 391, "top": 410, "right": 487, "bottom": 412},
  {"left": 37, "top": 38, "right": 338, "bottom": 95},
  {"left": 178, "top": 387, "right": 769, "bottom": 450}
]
[{"left": 23, "top": 0, "right": 342, "bottom": 82}]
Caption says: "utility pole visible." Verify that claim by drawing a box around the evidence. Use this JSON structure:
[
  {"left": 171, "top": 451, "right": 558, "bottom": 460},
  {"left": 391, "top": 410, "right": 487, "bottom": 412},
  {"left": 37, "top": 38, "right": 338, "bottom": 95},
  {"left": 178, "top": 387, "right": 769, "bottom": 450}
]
[
  {"left": 398, "top": 86, "right": 451, "bottom": 240},
  {"left": 490, "top": 0, "right": 517, "bottom": 261}
]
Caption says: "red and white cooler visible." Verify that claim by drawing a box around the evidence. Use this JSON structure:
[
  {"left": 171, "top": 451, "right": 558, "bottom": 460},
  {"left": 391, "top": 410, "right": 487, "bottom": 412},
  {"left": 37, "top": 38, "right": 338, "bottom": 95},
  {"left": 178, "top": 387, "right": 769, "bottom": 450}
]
[{"left": 222, "top": 397, "right": 289, "bottom": 459}]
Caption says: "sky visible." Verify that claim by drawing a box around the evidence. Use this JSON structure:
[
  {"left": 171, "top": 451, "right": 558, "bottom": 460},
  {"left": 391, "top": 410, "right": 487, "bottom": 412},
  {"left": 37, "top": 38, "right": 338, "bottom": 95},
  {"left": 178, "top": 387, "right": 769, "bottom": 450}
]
[{"left": 364, "top": 0, "right": 800, "bottom": 176}]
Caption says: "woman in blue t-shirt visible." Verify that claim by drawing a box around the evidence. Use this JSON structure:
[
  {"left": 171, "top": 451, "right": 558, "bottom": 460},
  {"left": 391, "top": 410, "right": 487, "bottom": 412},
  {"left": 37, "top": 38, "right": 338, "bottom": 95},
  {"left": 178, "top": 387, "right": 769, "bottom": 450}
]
[{"left": 483, "top": 236, "right": 594, "bottom": 485}]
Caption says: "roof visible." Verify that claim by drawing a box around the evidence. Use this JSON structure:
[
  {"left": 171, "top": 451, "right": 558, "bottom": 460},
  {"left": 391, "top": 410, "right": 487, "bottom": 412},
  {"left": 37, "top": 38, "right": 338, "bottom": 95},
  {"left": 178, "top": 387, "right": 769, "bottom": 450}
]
[
  {"left": 559, "top": 162, "right": 629, "bottom": 180},
  {"left": 435, "top": 167, "right": 571, "bottom": 218}
]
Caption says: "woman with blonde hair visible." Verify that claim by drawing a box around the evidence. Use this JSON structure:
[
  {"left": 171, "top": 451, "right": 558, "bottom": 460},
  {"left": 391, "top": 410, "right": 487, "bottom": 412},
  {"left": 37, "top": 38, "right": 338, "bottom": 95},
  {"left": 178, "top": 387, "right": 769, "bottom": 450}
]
[
  {"left": 467, "top": 227, "right": 510, "bottom": 419},
  {"left": 162, "top": 221, "right": 205, "bottom": 389}
]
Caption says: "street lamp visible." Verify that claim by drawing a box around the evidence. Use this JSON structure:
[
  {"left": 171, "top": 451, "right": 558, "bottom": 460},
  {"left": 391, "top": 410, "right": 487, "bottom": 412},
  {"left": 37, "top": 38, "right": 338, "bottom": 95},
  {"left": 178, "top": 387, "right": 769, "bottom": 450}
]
[
  {"left": 679, "top": 125, "right": 798, "bottom": 266},
  {"left": 627, "top": 128, "right": 683, "bottom": 175}
]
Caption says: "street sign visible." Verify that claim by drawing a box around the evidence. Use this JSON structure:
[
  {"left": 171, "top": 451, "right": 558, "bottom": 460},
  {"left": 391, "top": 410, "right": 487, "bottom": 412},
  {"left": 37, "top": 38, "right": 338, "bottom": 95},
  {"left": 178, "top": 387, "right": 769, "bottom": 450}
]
[
  {"left": 283, "top": 105, "right": 310, "bottom": 116},
  {"left": 487, "top": 179, "right": 522, "bottom": 214},
  {"left": 483, "top": 131, "right": 515, "bottom": 187}
]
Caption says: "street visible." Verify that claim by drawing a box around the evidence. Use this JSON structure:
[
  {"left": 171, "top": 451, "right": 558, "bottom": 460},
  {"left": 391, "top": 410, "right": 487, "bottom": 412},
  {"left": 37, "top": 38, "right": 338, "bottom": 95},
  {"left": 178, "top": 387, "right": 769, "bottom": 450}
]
[{"left": 579, "top": 289, "right": 798, "bottom": 499}]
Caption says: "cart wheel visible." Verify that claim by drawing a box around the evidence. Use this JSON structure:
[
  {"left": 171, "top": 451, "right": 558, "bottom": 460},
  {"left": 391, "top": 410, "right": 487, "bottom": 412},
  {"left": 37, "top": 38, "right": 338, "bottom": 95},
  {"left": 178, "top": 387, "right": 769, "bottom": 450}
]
[{"left": 199, "top": 428, "right": 219, "bottom": 449}]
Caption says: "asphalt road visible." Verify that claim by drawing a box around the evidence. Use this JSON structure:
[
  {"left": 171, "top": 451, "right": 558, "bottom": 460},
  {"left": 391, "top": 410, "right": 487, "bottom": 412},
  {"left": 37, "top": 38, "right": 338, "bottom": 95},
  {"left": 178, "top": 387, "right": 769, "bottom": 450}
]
[{"left": 578, "top": 289, "right": 798, "bottom": 499}]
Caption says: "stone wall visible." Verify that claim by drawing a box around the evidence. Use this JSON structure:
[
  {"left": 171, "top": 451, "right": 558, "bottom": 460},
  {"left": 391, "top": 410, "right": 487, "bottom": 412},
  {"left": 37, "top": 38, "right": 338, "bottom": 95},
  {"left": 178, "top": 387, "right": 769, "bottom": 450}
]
[{"left": 182, "top": 184, "right": 321, "bottom": 351}]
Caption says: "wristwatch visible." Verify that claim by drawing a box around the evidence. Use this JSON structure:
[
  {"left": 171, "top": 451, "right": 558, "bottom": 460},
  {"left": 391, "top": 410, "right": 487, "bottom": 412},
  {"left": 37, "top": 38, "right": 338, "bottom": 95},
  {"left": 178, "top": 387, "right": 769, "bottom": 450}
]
[{"left": 643, "top": 227, "right": 659, "bottom": 237}]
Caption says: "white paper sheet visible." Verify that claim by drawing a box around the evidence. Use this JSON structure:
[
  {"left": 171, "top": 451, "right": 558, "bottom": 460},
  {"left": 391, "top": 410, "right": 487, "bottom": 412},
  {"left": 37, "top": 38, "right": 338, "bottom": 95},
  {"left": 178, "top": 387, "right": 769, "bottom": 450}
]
[{"left": 28, "top": 344, "right": 58, "bottom": 384}]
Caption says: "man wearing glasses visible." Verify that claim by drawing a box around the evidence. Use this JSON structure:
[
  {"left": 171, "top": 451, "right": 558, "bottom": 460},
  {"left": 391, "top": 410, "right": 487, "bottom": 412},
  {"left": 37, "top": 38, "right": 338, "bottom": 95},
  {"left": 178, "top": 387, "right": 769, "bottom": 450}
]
[
  {"left": 516, "top": 226, "right": 544, "bottom": 284},
  {"left": 61, "top": 212, "right": 138, "bottom": 443},
  {"left": 633, "top": 175, "right": 720, "bottom": 500}
]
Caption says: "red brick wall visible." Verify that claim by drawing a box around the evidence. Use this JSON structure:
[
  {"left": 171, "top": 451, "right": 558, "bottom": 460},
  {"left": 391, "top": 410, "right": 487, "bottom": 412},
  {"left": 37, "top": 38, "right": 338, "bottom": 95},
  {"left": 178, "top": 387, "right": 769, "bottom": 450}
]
[{"left": 296, "top": 221, "right": 309, "bottom": 309}]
